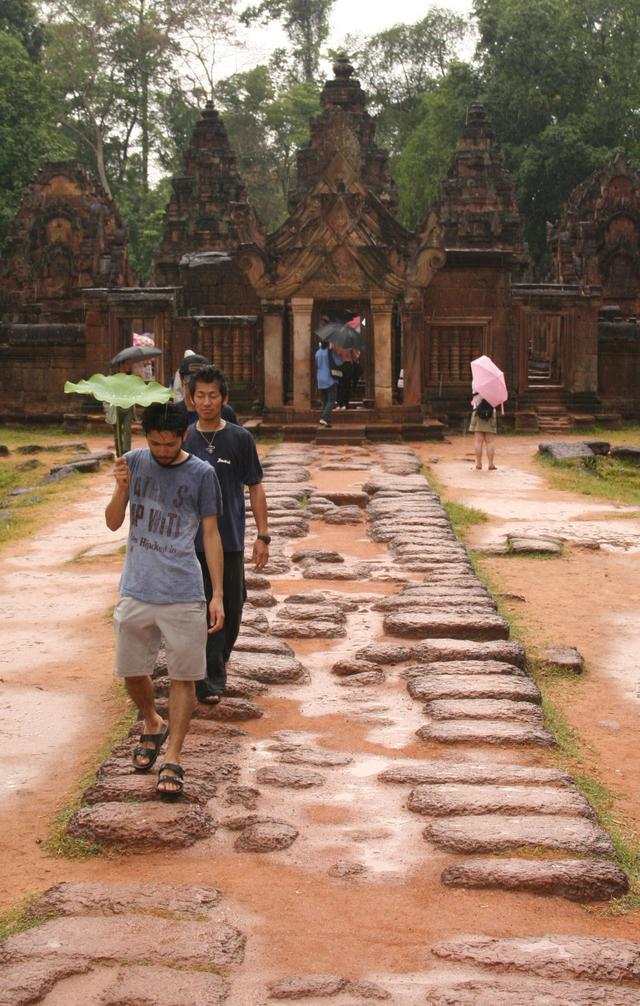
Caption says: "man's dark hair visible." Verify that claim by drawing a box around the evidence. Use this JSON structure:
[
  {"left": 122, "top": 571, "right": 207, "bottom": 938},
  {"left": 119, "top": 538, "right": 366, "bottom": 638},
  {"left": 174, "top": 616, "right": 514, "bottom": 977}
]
[
  {"left": 142, "top": 401, "right": 189, "bottom": 435},
  {"left": 178, "top": 353, "right": 209, "bottom": 377},
  {"left": 188, "top": 365, "right": 228, "bottom": 400}
]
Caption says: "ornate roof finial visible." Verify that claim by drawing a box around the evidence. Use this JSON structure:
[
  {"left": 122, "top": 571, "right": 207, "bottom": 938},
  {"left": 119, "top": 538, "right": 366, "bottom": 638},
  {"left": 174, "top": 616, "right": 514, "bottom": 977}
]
[{"left": 333, "top": 52, "right": 354, "bottom": 79}]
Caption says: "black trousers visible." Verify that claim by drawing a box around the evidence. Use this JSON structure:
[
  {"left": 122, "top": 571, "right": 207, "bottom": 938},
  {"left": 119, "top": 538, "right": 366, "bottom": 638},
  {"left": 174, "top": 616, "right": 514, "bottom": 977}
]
[{"left": 196, "top": 550, "right": 246, "bottom": 697}]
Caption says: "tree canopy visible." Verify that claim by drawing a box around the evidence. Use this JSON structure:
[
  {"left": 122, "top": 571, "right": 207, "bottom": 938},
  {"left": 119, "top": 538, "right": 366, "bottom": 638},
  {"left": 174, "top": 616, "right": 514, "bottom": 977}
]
[{"left": 1, "top": 0, "right": 639, "bottom": 274}]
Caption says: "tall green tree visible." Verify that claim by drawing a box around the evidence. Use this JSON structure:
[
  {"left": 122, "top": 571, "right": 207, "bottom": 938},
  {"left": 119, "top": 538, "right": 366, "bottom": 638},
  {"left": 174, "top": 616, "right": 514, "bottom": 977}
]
[
  {"left": 396, "top": 62, "right": 481, "bottom": 229},
  {"left": 0, "top": 0, "right": 46, "bottom": 59},
  {"left": 215, "top": 63, "right": 319, "bottom": 229},
  {"left": 240, "top": 0, "right": 334, "bottom": 82},
  {"left": 0, "top": 29, "right": 56, "bottom": 248},
  {"left": 346, "top": 8, "right": 470, "bottom": 158},
  {"left": 474, "top": 0, "right": 640, "bottom": 266}
]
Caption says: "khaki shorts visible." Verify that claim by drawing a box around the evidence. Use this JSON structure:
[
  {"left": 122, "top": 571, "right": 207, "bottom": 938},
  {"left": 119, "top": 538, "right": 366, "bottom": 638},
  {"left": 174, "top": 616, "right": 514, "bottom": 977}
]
[{"left": 114, "top": 596, "right": 207, "bottom": 680}]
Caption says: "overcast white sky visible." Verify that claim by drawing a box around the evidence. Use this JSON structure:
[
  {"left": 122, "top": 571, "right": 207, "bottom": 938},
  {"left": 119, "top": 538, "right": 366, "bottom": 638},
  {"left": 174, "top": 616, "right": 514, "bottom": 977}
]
[{"left": 213, "top": 0, "right": 476, "bottom": 78}]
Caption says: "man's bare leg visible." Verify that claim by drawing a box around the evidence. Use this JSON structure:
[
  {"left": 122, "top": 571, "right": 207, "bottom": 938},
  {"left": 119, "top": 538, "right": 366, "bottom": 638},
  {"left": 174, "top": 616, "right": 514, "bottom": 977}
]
[
  {"left": 157, "top": 679, "right": 196, "bottom": 795},
  {"left": 474, "top": 432, "right": 484, "bottom": 469},
  {"left": 125, "top": 675, "right": 166, "bottom": 769}
]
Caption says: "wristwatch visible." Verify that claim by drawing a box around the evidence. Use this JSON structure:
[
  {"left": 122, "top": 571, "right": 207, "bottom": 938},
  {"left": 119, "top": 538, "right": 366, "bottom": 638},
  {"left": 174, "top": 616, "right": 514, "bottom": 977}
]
[{"left": 257, "top": 534, "right": 271, "bottom": 545}]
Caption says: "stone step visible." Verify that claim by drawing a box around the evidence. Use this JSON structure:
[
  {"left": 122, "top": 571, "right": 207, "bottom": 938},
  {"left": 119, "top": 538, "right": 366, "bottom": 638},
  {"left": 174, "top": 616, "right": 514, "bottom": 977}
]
[
  {"left": 424, "top": 814, "right": 615, "bottom": 855},
  {"left": 408, "top": 673, "right": 541, "bottom": 703},
  {"left": 441, "top": 857, "right": 629, "bottom": 901},
  {"left": 408, "top": 783, "right": 593, "bottom": 818},
  {"left": 378, "top": 761, "right": 571, "bottom": 787},
  {"left": 421, "top": 974, "right": 640, "bottom": 1004},
  {"left": 384, "top": 610, "right": 510, "bottom": 640},
  {"left": 431, "top": 934, "right": 640, "bottom": 983},
  {"left": 416, "top": 718, "right": 554, "bottom": 746}
]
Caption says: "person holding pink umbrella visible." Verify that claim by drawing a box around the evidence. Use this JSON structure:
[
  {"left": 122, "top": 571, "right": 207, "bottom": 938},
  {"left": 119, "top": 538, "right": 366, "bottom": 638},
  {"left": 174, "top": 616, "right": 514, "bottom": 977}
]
[{"left": 469, "top": 355, "right": 508, "bottom": 471}]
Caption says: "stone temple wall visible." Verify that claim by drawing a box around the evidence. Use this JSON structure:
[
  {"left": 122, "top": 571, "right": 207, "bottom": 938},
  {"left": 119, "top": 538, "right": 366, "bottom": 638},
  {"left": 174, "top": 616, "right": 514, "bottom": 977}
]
[{"left": 0, "top": 324, "right": 85, "bottom": 421}]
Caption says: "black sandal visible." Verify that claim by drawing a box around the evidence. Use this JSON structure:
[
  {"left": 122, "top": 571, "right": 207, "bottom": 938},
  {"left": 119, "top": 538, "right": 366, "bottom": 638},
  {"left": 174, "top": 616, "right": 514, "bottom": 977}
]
[
  {"left": 156, "top": 762, "right": 184, "bottom": 799},
  {"left": 132, "top": 723, "right": 169, "bottom": 773},
  {"left": 196, "top": 683, "right": 222, "bottom": 705}
]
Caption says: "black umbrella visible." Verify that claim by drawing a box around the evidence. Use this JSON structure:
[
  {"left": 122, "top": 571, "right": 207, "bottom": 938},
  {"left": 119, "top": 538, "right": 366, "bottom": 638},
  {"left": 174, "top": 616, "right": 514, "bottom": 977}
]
[
  {"left": 315, "top": 322, "right": 364, "bottom": 351},
  {"left": 110, "top": 345, "right": 163, "bottom": 367}
]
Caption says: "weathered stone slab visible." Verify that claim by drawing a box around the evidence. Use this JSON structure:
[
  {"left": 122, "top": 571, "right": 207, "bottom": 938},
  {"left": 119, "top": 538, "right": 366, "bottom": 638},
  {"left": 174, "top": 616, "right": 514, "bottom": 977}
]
[
  {"left": 205, "top": 697, "right": 264, "bottom": 721},
  {"left": 26, "top": 881, "right": 221, "bottom": 919},
  {"left": 240, "top": 605, "right": 270, "bottom": 632},
  {"left": 508, "top": 536, "right": 563, "bottom": 555},
  {"left": 425, "top": 815, "right": 615, "bottom": 855},
  {"left": 539, "top": 645, "right": 584, "bottom": 673},
  {"left": 291, "top": 548, "right": 345, "bottom": 563},
  {"left": 301, "top": 562, "right": 359, "bottom": 580},
  {"left": 406, "top": 659, "right": 526, "bottom": 678},
  {"left": 83, "top": 770, "right": 216, "bottom": 806},
  {"left": 337, "top": 669, "right": 385, "bottom": 687},
  {"left": 276, "top": 604, "right": 346, "bottom": 623},
  {"left": 224, "top": 676, "right": 270, "bottom": 698},
  {"left": 431, "top": 934, "right": 640, "bottom": 982},
  {"left": 99, "top": 965, "right": 229, "bottom": 1006},
  {"left": 273, "top": 746, "right": 352, "bottom": 768},
  {"left": 0, "top": 960, "right": 91, "bottom": 1006},
  {"left": 610, "top": 445, "right": 640, "bottom": 463},
  {"left": 271, "top": 618, "right": 346, "bottom": 638},
  {"left": 283, "top": 590, "right": 369, "bottom": 610},
  {"left": 246, "top": 590, "right": 278, "bottom": 607},
  {"left": 50, "top": 458, "right": 100, "bottom": 475},
  {"left": 227, "top": 651, "right": 306, "bottom": 684},
  {"left": 372, "top": 594, "right": 495, "bottom": 612},
  {"left": 441, "top": 858, "right": 629, "bottom": 901},
  {"left": 363, "top": 476, "right": 430, "bottom": 494},
  {"left": 385, "top": 610, "right": 510, "bottom": 640},
  {"left": 66, "top": 802, "right": 215, "bottom": 850},
  {"left": 426, "top": 699, "right": 544, "bottom": 722},
  {"left": 378, "top": 761, "right": 571, "bottom": 787},
  {"left": 355, "top": 643, "right": 415, "bottom": 664},
  {"left": 539, "top": 441, "right": 595, "bottom": 460},
  {"left": 409, "top": 783, "right": 593, "bottom": 818},
  {"left": 412, "top": 638, "right": 526, "bottom": 667},
  {"left": 266, "top": 974, "right": 348, "bottom": 998},
  {"left": 1, "top": 915, "right": 245, "bottom": 968},
  {"left": 400, "top": 584, "right": 491, "bottom": 599},
  {"left": 234, "top": 821, "right": 298, "bottom": 852},
  {"left": 422, "top": 975, "right": 640, "bottom": 1005},
  {"left": 332, "top": 658, "right": 380, "bottom": 677},
  {"left": 256, "top": 765, "right": 325, "bottom": 788},
  {"left": 234, "top": 636, "right": 294, "bottom": 656},
  {"left": 408, "top": 674, "right": 540, "bottom": 703},
  {"left": 417, "top": 719, "right": 554, "bottom": 746},
  {"left": 324, "top": 506, "right": 364, "bottom": 524},
  {"left": 261, "top": 556, "right": 293, "bottom": 575}
]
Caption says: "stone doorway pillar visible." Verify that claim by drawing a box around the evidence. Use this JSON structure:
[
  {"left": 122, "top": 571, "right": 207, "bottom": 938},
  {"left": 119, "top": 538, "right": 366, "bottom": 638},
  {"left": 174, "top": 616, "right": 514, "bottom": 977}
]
[
  {"left": 401, "top": 303, "right": 423, "bottom": 408},
  {"left": 291, "top": 297, "right": 314, "bottom": 412},
  {"left": 262, "top": 300, "right": 285, "bottom": 408},
  {"left": 371, "top": 297, "right": 394, "bottom": 408}
]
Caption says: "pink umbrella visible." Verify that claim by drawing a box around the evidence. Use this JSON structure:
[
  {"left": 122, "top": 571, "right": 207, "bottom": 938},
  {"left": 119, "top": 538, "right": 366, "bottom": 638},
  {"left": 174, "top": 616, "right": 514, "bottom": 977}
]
[{"left": 470, "top": 355, "right": 508, "bottom": 407}]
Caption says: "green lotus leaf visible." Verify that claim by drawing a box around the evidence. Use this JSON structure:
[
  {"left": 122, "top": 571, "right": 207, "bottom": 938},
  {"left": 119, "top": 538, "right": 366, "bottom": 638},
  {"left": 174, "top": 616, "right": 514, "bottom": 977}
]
[{"left": 64, "top": 373, "right": 173, "bottom": 409}]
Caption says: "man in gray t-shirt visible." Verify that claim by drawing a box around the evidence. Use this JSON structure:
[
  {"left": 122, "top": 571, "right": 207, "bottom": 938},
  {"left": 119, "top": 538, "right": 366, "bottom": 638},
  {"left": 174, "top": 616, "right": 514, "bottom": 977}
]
[{"left": 105, "top": 402, "right": 224, "bottom": 799}]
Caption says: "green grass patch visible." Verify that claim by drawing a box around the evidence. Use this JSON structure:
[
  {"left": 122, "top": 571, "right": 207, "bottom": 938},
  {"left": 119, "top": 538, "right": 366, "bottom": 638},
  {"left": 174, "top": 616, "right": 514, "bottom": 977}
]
[
  {"left": 442, "top": 500, "right": 489, "bottom": 538},
  {"left": 536, "top": 451, "right": 640, "bottom": 506},
  {"left": 0, "top": 895, "right": 62, "bottom": 941},
  {"left": 45, "top": 686, "right": 135, "bottom": 860}
]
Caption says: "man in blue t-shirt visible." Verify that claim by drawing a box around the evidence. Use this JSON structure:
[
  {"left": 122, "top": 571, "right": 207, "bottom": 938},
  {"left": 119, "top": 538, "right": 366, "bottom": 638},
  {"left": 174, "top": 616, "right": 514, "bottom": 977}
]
[
  {"left": 105, "top": 401, "right": 224, "bottom": 798},
  {"left": 183, "top": 366, "right": 269, "bottom": 704}
]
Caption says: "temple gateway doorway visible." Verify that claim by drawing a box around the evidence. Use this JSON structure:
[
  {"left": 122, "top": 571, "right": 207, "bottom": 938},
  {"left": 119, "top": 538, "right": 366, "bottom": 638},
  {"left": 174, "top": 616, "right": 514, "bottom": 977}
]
[{"left": 311, "top": 299, "right": 373, "bottom": 407}]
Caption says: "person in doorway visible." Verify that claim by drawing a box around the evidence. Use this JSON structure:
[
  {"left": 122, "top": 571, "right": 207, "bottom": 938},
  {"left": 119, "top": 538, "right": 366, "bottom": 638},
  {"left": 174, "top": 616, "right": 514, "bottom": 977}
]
[
  {"left": 469, "top": 389, "right": 497, "bottom": 470},
  {"left": 183, "top": 366, "right": 269, "bottom": 704},
  {"left": 105, "top": 401, "right": 224, "bottom": 798},
  {"left": 315, "top": 339, "right": 338, "bottom": 427}
]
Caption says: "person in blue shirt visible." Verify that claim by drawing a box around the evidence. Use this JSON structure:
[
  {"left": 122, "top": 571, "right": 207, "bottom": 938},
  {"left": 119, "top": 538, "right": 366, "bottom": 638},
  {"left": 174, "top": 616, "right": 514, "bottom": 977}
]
[{"left": 315, "top": 339, "right": 338, "bottom": 427}]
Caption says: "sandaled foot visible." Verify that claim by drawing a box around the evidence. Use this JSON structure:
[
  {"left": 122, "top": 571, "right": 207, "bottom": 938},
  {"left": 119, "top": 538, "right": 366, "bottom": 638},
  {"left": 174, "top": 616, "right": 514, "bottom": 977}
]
[
  {"left": 475, "top": 464, "right": 482, "bottom": 470},
  {"left": 156, "top": 762, "right": 184, "bottom": 799},
  {"left": 132, "top": 723, "right": 169, "bottom": 772},
  {"left": 196, "top": 684, "right": 222, "bottom": 706},
  {"left": 488, "top": 464, "right": 497, "bottom": 470}
]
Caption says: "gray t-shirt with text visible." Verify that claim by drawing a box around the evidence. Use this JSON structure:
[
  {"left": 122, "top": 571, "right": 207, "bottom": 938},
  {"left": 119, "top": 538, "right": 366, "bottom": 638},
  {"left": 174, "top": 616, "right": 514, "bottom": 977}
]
[{"left": 119, "top": 448, "right": 222, "bottom": 604}]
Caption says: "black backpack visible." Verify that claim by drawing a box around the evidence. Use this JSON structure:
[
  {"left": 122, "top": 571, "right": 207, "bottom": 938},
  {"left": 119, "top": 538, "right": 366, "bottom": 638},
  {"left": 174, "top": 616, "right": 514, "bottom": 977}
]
[{"left": 475, "top": 398, "right": 493, "bottom": 420}]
